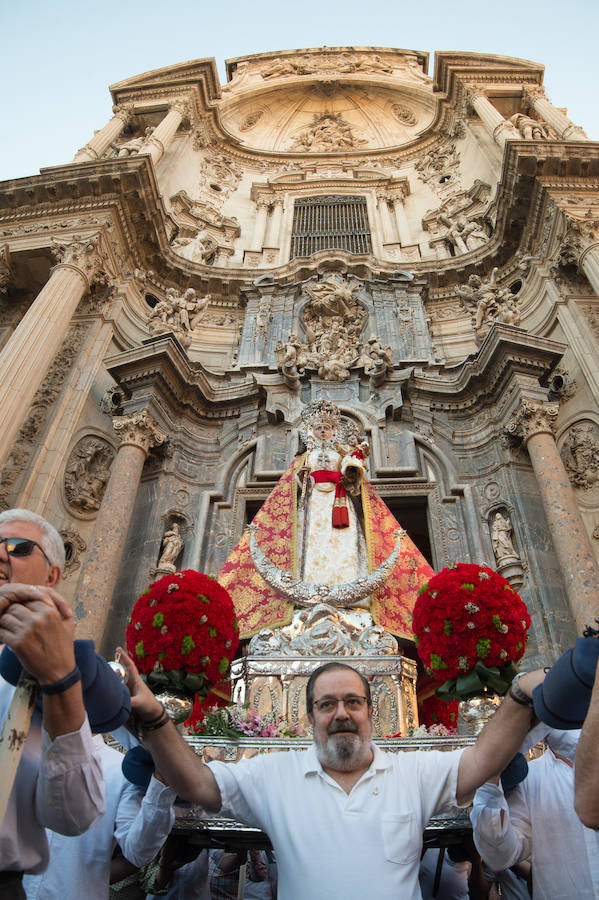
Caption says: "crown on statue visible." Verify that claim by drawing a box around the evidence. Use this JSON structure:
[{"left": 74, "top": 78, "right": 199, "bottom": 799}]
[{"left": 299, "top": 400, "right": 341, "bottom": 442}]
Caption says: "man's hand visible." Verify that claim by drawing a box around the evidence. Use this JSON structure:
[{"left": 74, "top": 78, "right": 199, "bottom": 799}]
[
  {"left": 116, "top": 646, "right": 164, "bottom": 721},
  {"left": 0, "top": 586, "right": 76, "bottom": 683}
]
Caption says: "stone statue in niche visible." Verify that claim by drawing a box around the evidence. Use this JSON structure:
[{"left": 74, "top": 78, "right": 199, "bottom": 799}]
[
  {"left": 456, "top": 269, "right": 520, "bottom": 336},
  {"left": 562, "top": 422, "right": 599, "bottom": 490},
  {"left": 490, "top": 511, "right": 517, "bottom": 562},
  {"left": 438, "top": 213, "right": 488, "bottom": 253},
  {"left": 157, "top": 522, "right": 184, "bottom": 572},
  {"left": 256, "top": 297, "right": 272, "bottom": 338},
  {"left": 290, "top": 113, "right": 366, "bottom": 152},
  {"left": 64, "top": 437, "right": 114, "bottom": 512},
  {"left": 117, "top": 126, "right": 154, "bottom": 157},
  {"left": 508, "top": 114, "right": 551, "bottom": 140}
]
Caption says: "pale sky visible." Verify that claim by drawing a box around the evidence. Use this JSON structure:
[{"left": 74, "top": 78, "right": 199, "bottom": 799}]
[{"left": 1, "top": 0, "right": 597, "bottom": 181}]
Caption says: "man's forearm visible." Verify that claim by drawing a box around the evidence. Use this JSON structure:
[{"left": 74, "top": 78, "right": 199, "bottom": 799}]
[
  {"left": 141, "top": 718, "right": 222, "bottom": 809},
  {"left": 42, "top": 684, "right": 86, "bottom": 740},
  {"left": 458, "top": 670, "right": 544, "bottom": 803},
  {"left": 574, "top": 659, "right": 599, "bottom": 828}
]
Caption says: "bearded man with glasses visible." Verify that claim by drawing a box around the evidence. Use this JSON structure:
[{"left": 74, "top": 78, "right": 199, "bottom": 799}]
[
  {"left": 120, "top": 644, "right": 550, "bottom": 900},
  {"left": 0, "top": 508, "right": 106, "bottom": 899}
]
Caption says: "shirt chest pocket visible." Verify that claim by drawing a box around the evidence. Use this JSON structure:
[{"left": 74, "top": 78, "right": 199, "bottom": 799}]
[{"left": 381, "top": 812, "right": 421, "bottom": 864}]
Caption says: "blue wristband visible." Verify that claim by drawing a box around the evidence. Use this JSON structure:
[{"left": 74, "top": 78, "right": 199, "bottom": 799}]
[{"left": 39, "top": 666, "right": 82, "bottom": 694}]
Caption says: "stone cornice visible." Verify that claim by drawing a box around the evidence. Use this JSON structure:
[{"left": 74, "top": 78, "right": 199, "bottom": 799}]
[
  {"left": 433, "top": 51, "right": 544, "bottom": 97},
  {"left": 408, "top": 324, "right": 566, "bottom": 411},
  {"left": 109, "top": 58, "right": 221, "bottom": 106},
  {"left": 104, "top": 335, "right": 261, "bottom": 419}
]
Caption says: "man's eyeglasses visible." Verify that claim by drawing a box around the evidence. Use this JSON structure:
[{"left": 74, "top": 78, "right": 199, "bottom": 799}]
[
  {"left": 312, "top": 695, "right": 369, "bottom": 714},
  {"left": 0, "top": 537, "right": 52, "bottom": 566}
]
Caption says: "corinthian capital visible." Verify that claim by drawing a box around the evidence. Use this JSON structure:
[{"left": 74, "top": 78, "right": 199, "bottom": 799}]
[
  {"left": 112, "top": 102, "right": 135, "bottom": 123},
  {"left": 522, "top": 85, "right": 545, "bottom": 104},
  {"left": 505, "top": 398, "right": 559, "bottom": 444},
  {"left": 51, "top": 232, "right": 107, "bottom": 286},
  {"left": 112, "top": 409, "right": 167, "bottom": 455},
  {"left": 170, "top": 98, "right": 191, "bottom": 118}
]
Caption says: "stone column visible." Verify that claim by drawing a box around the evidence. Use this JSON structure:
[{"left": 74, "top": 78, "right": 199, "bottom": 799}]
[
  {"left": 580, "top": 244, "right": 599, "bottom": 298},
  {"left": 506, "top": 398, "right": 599, "bottom": 633},
  {"left": 251, "top": 200, "right": 269, "bottom": 252},
  {"left": 376, "top": 192, "right": 395, "bottom": 244},
  {"left": 267, "top": 199, "right": 284, "bottom": 248},
  {"left": 466, "top": 86, "right": 517, "bottom": 147},
  {"left": 74, "top": 409, "right": 167, "bottom": 642},
  {"left": 72, "top": 104, "right": 134, "bottom": 162},
  {"left": 523, "top": 87, "right": 588, "bottom": 141},
  {"left": 145, "top": 100, "right": 189, "bottom": 166},
  {"left": 0, "top": 234, "right": 105, "bottom": 468},
  {"left": 392, "top": 196, "right": 412, "bottom": 246}
]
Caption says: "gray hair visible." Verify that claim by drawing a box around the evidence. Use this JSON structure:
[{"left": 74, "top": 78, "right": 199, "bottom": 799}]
[{"left": 0, "top": 509, "right": 65, "bottom": 572}]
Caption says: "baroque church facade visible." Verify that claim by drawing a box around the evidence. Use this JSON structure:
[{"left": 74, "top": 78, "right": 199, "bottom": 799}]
[{"left": 1, "top": 46, "right": 598, "bottom": 671}]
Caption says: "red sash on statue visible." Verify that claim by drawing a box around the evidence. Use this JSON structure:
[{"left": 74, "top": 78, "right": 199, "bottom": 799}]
[{"left": 310, "top": 469, "right": 349, "bottom": 528}]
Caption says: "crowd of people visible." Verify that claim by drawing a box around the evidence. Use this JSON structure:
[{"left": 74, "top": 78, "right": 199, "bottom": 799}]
[{"left": 1, "top": 506, "right": 598, "bottom": 899}]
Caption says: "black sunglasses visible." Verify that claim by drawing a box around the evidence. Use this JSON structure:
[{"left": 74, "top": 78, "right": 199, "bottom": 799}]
[{"left": 0, "top": 537, "right": 52, "bottom": 566}]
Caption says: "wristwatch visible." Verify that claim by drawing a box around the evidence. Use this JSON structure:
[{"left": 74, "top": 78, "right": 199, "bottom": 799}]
[{"left": 509, "top": 672, "right": 534, "bottom": 708}]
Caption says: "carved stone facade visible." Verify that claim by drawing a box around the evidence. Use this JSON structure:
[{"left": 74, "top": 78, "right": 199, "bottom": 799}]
[{"left": 1, "top": 45, "right": 598, "bottom": 673}]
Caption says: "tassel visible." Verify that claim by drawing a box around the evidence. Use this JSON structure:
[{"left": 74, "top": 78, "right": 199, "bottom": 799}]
[{"left": 332, "top": 498, "right": 350, "bottom": 529}]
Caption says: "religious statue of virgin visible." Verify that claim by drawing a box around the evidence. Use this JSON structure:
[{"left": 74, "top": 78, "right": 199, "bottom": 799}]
[{"left": 217, "top": 401, "right": 433, "bottom": 642}]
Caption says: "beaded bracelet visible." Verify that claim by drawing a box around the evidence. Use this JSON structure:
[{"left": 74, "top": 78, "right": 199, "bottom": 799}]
[{"left": 39, "top": 666, "right": 82, "bottom": 695}]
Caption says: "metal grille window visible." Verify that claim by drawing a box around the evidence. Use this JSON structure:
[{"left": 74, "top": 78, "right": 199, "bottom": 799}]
[{"left": 290, "top": 195, "right": 372, "bottom": 258}]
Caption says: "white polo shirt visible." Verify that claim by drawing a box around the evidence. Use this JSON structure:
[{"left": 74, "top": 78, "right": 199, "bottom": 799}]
[{"left": 208, "top": 743, "right": 464, "bottom": 900}]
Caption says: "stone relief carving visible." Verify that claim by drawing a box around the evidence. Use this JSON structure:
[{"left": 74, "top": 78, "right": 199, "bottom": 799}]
[
  {"left": 508, "top": 114, "right": 552, "bottom": 140},
  {"left": 260, "top": 52, "right": 395, "bottom": 80},
  {"left": 157, "top": 521, "right": 184, "bottom": 572},
  {"left": 456, "top": 268, "right": 521, "bottom": 337},
  {"left": 64, "top": 437, "right": 115, "bottom": 512},
  {"left": 438, "top": 212, "right": 488, "bottom": 254},
  {"left": 415, "top": 143, "right": 461, "bottom": 193},
  {"left": 274, "top": 277, "right": 393, "bottom": 385},
  {"left": 148, "top": 287, "right": 210, "bottom": 348},
  {"left": 248, "top": 604, "right": 399, "bottom": 657},
  {"left": 239, "top": 109, "right": 265, "bottom": 131},
  {"left": 116, "top": 126, "right": 154, "bottom": 157},
  {"left": 0, "top": 324, "right": 88, "bottom": 512},
  {"left": 391, "top": 103, "right": 416, "bottom": 125},
  {"left": 256, "top": 297, "right": 272, "bottom": 339},
  {"left": 171, "top": 229, "right": 218, "bottom": 265},
  {"left": 561, "top": 422, "right": 599, "bottom": 490},
  {"left": 289, "top": 113, "right": 366, "bottom": 152},
  {"left": 198, "top": 152, "right": 242, "bottom": 200},
  {"left": 169, "top": 191, "right": 240, "bottom": 266},
  {"left": 60, "top": 530, "right": 87, "bottom": 579}
]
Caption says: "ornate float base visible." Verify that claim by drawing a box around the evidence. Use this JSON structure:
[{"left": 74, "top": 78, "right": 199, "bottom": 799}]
[{"left": 230, "top": 653, "right": 418, "bottom": 737}]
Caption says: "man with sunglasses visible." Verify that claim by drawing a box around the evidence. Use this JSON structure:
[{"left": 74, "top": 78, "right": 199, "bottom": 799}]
[
  {"left": 0, "top": 509, "right": 105, "bottom": 899},
  {"left": 119, "top": 650, "right": 547, "bottom": 900}
]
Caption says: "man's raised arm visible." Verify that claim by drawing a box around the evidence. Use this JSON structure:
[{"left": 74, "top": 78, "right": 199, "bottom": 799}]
[
  {"left": 457, "top": 670, "right": 545, "bottom": 805},
  {"left": 117, "top": 647, "right": 222, "bottom": 810}
]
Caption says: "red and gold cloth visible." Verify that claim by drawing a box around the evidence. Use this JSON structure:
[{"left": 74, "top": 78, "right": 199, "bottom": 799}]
[{"left": 217, "top": 456, "right": 434, "bottom": 639}]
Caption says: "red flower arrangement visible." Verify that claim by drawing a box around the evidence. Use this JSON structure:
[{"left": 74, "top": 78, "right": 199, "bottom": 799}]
[
  {"left": 412, "top": 563, "right": 531, "bottom": 701},
  {"left": 419, "top": 695, "right": 459, "bottom": 733},
  {"left": 126, "top": 569, "right": 239, "bottom": 696}
]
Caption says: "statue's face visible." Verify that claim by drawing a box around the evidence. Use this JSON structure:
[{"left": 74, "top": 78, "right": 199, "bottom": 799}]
[{"left": 312, "top": 423, "right": 333, "bottom": 442}]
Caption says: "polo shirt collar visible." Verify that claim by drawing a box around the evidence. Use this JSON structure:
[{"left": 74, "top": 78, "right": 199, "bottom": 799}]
[{"left": 301, "top": 741, "right": 392, "bottom": 776}]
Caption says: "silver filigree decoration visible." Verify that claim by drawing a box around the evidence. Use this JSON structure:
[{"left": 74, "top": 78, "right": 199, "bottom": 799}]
[{"left": 248, "top": 525, "right": 403, "bottom": 608}]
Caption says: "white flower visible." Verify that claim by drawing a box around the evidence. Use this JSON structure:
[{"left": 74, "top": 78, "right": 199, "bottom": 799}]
[
  {"left": 467, "top": 622, "right": 476, "bottom": 629},
  {"left": 458, "top": 656, "right": 470, "bottom": 670},
  {"left": 465, "top": 602, "right": 479, "bottom": 613},
  {"left": 167, "top": 583, "right": 179, "bottom": 593}
]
